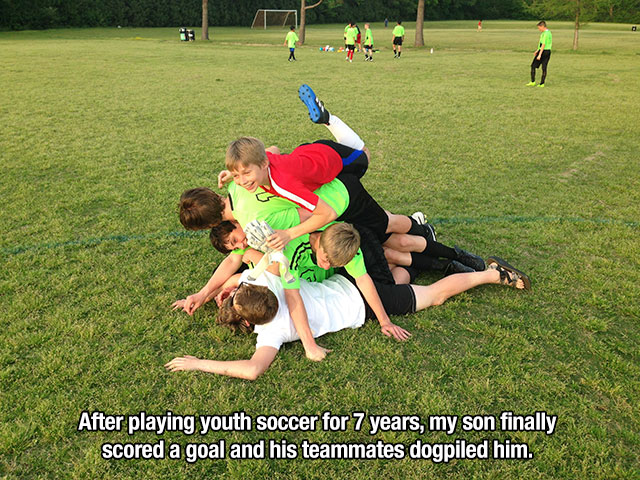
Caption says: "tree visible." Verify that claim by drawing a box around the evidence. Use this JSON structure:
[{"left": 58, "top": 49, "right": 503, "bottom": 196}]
[
  {"left": 202, "top": 0, "right": 209, "bottom": 40},
  {"left": 528, "top": 0, "right": 599, "bottom": 50},
  {"left": 299, "top": 0, "right": 323, "bottom": 45},
  {"left": 415, "top": 0, "right": 425, "bottom": 46}
]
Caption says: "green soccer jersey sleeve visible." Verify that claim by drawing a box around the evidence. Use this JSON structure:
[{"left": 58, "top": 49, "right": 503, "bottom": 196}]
[
  {"left": 344, "top": 248, "right": 366, "bottom": 279},
  {"left": 539, "top": 30, "right": 552, "bottom": 50},
  {"left": 314, "top": 178, "right": 349, "bottom": 218}
]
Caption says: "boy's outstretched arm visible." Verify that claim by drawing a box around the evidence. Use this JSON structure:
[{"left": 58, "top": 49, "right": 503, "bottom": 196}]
[
  {"left": 284, "top": 288, "right": 331, "bottom": 361},
  {"left": 267, "top": 199, "right": 337, "bottom": 250},
  {"left": 355, "top": 273, "right": 411, "bottom": 341},
  {"left": 181, "top": 253, "right": 244, "bottom": 315},
  {"left": 165, "top": 347, "right": 278, "bottom": 381}
]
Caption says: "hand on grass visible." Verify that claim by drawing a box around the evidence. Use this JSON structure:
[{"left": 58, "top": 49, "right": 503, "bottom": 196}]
[
  {"left": 171, "top": 299, "right": 186, "bottom": 311},
  {"left": 165, "top": 355, "right": 200, "bottom": 372},
  {"left": 381, "top": 322, "right": 412, "bottom": 342},
  {"left": 305, "top": 343, "right": 331, "bottom": 362},
  {"left": 218, "top": 170, "right": 233, "bottom": 188}
]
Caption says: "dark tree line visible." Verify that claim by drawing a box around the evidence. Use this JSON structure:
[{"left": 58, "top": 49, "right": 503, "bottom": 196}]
[{"left": 1, "top": 0, "right": 638, "bottom": 31}]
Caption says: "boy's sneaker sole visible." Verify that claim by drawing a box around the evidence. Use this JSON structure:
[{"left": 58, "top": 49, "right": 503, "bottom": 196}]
[{"left": 298, "top": 84, "right": 330, "bottom": 124}]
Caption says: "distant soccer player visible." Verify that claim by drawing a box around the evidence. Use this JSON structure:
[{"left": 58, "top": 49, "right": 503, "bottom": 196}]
[
  {"left": 527, "top": 21, "right": 552, "bottom": 88},
  {"left": 345, "top": 22, "right": 357, "bottom": 62},
  {"left": 363, "top": 23, "right": 374, "bottom": 61},
  {"left": 392, "top": 21, "right": 405, "bottom": 58},
  {"left": 284, "top": 25, "right": 299, "bottom": 62}
]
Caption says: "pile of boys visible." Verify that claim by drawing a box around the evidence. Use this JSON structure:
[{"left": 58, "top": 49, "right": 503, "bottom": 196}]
[{"left": 165, "top": 85, "right": 530, "bottom": 380}]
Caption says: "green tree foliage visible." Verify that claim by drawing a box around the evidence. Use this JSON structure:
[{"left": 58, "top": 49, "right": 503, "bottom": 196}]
[{"left": 0, "top": 0, "right": 636, "bottom": 30}]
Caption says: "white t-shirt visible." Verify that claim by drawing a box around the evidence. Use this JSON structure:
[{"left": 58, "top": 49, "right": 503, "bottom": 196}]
[{"left": 238, "top": 270, "right": 366, "bottom": 350}]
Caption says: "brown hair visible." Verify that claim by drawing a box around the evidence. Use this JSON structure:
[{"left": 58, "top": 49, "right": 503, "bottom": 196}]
[
  {"left": 217, "top": 284, "right": 279, "bottom": 333},
  {"left": 179, "top": 187, "right": 225, "bottom": 230},
  {"left": 210, "top": 221, "right": 236, "bottom": 254},
  {"left": 225, "top": 137, "right": 267, "bottom": 171},
  {"left": 537, "top": 20, "right": 546, "bottom": 27},
  {"left": 320, "top": 223, "right": 361, "bottom": 267}
]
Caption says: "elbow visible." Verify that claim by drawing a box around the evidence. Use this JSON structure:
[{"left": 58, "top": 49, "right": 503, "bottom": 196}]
[{"left": 244, "top": 364, "right": 265, "bottom": 381}]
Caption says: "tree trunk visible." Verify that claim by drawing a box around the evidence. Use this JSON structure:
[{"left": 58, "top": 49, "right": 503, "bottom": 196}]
[
  {"left": 299, "top": 0, "right": 322, "bottom": 45},
  {"left": 202, "top": 0, "right": 209, "bottom": 40},
  {"left": 573, "top": 0, "right": 580, "bottom": 50},
  {"left": 300, "top": 0, "right": 306, "bottom": 44},
  {"left": 415, "top": 0, "right": 425, "bottom": 47}
]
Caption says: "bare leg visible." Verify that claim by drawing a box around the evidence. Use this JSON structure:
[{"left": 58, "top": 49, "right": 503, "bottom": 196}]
[
  {"left": 383, "top": 233, "right": 426, "bottom": 253},
  {"left": 412, "top": 269, "right": 525, "bottom": 311},
  {"left": 383, "top": 246, "right": 412, "bottom": 266},
  {"left": 391, "top": 266, "right": 411, "bottom": 284},
  {"left": 385, "top": 211, "right": 412, "bottom": 235}
]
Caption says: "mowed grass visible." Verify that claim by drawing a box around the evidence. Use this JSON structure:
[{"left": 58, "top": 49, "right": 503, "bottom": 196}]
[{"left": 1, "top": 20, "right": 639, "bottom": 479}]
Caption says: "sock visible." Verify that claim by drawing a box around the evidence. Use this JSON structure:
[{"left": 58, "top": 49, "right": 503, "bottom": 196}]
[
  {"left": 326, "top": 115, "right": 365, "bottom": 149},
  {"left": 398, "top": 51, "right": 401, "bottom": 57},
  {"left": 406, "top": 217, "right": 424, "bottom": 236},
  {"left": 422, "top": 240, "right": 457, "bottom": 259},
  {"left": 410, "top": 253, "right": 450, "bottom": 272}
]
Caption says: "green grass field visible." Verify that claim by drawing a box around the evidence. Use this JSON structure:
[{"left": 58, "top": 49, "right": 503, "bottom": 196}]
[{"left": 1, "top": 20, "right": 639, "bottom": 479}]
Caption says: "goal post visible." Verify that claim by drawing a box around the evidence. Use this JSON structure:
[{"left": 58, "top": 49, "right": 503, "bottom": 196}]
[{"left": 251, "top": 9, "right": 298, "bottom": 29}]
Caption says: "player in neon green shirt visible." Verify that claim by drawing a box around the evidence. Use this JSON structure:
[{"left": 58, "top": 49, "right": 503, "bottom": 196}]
[
  {"left": 392, "top": 21, "right": 405, "bottom": 58},
  {"left": 345, "top": 23, "right": 357, "bottom": 62},
  {"left": 526, "top": 21, "right": 552, "bottom": 87},
  {"left": 284, "top": 26, "right": 299, "bottom": 62},
  {"left": 363, "top": 23, "right": 374, "bottom": 61}
]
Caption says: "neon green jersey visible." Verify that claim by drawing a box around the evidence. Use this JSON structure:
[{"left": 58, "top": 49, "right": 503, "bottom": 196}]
[
  {"left": 364, "top": 28, "right": 373, "bottom": 45},
  {"left": 227, "top": 178, "right": 351, "bottom": 278},
  {"left": 345, "top": 27, "right": 357, "bottom": 45},
  {"left": 285, "top": 31, "right": 298, "bottom": 48},
  {"left": 283, "top": 224, "right": 366, "bottom": 290},
  {"left": 538, "top": 29, "right": 552, "bottom": 50},
  {"left": 392, "top": 25, "right": 405, "bottom": 37}
]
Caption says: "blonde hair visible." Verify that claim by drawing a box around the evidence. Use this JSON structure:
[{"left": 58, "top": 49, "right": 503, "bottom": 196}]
[
  {"left": 226, "top": 137, "right": 267, "bottom": 171},
  {"left": 320, "top": 223, "right": 361, "bottom": 267}
]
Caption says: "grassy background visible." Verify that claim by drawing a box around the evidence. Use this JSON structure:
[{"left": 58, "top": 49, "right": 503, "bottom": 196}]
[{"left": 1, "top": 20, "right": 639, "bottom": 479}]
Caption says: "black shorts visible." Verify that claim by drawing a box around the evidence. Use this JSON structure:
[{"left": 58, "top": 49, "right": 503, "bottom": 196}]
[
  {"left": 352, "top": 224, "right": 395, "bottom": 285},
  {"left": 336, "top": 173, "right": 390, "bottom": 243},
  {"left": 347, "top": 44, "right": 355, "bottom": 51},
  {"left": 364, "top": 44, "right": 373, "bottom": 50},
  {"left": 341, "top": 272, "right": 416, "bottom": 319},
  {"left": 393, "top": 37, "right": 403, "bottom": 46},
  {"left": 531, "top": 50, "right": 551, "bottom": 69},
  {"left": 312, "top": 140, "right": 368, "bottom": 179}
]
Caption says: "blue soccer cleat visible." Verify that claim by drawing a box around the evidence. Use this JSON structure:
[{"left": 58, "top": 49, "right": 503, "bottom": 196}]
[{"left": 299, "top": 84, "right": 330, "bottom": 124}]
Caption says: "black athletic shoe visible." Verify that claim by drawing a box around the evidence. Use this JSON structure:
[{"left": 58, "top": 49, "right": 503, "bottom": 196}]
[
  {"left": 299, "top": 84, "right": 330, "bottom": 124},
  {"left": 454, "top": 246, "right": 486, "bottom": 271},
  {"left": 443, "top": 260, "right": 475, "bottom": 276}
]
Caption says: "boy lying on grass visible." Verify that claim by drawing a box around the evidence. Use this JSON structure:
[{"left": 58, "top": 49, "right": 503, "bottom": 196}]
[{"left": 166, "top": 233, "right": 530, "bottom": 381}]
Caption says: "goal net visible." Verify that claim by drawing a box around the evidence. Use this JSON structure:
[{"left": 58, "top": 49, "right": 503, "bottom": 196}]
[{"left": 251, "top": 9, "right": 298, "bottom": 29}]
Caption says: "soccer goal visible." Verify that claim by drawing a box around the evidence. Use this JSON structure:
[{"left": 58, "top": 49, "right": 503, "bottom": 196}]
[{"left": 251, "top": 9, "right": 298, "bottom": 29}]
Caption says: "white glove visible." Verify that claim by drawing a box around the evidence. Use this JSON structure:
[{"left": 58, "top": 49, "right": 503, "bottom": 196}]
[{"left": 245, "top": 220, "right": 295, "bottom": 284}]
